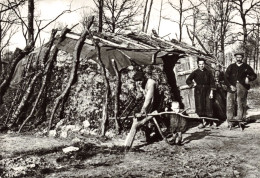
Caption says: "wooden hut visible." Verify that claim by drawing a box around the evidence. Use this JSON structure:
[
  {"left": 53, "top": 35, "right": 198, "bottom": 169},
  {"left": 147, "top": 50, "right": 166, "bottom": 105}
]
[{"left": 55, "top": 31, "right": 221, "bottom": 117}]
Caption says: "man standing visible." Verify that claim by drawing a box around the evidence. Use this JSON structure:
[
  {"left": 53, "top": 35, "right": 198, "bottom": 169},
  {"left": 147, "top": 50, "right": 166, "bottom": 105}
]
[
  {"left": 186, "top": 58, "right": 215, "bottom": 128},
  {"left": 224, "top": 52, "right": 257, "bottom": 127}
]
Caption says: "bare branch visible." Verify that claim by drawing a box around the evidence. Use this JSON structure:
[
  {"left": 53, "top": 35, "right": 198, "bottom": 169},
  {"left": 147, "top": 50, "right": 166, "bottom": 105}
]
[{"left": 0, "top": 0, "right": 26, "bottom": 13}]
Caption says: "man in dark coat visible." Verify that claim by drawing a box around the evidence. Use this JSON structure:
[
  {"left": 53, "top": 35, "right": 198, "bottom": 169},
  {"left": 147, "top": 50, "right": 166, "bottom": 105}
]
[
  {"left": 186, "top": 58, "right": 215, "bottom": 128},
  {"left": 224, "top": 52, "right": 257, "bottom": 127}
]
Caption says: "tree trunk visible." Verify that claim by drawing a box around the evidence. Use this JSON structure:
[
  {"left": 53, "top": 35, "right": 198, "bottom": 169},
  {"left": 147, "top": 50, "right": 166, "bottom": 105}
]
[
  {"left": 142, "top": 0, "right": 149, "bottom": 32},
  {"left": 98, "top": 0, "right": 103, "bottom": 32},
  {"left": 111, "top": 0, "right": 116, "bottom": 33},
  {"left": 157, "top": 0, "right": 163, "bottom": 35},
  {"left": 145, "top": 0, "right": 153, "bottom": 33},
  {"left": 27, "top": 0, "right": 34, "bottom": 45},
  {"left": 242, "top": 17, "right": 248, "bottom": 63},
  {"left": 48, "top": 19, "right": 94, "bottom": 132},
  {"left": 179, "top": 0, "right": 183, "bottom": 42},
  {"left": 256, "top": 17, "right": 260, "bottom": 73},
  {"left": 192, "top": 9, "right": 196, "bottom": 47},
  {"left": 0, "top": 12, "right": 2, "bottom": 75}
]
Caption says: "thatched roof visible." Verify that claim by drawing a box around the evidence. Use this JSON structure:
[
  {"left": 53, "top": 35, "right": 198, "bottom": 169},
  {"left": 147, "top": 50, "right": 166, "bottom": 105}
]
[{"left": 56, "top": 31, "right": 217, "bottom": 75}]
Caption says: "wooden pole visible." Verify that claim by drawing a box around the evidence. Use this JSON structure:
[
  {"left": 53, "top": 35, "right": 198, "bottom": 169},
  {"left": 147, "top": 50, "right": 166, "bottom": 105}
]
[
  {"left": 111, "top": 59, "right": 121, "bottom": 133},
  {"left": 48, "top": 18, "right": 94, "bottom": 132},
  {"left": 121, "top": 111, "right": 220, "bottom": 121},
  {"left": 86, "top": 21, "right": 111, "bottom": 137},
  {"left": 124, "top": 115, "right": 154, "bottom": 149}
]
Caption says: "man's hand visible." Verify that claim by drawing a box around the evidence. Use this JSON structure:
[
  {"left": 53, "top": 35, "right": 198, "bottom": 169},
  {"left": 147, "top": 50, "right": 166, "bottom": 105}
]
[
  {"left": 230, "top": 85, "right": 236, "bottom": 92},
  {"left": 209, "top": 90, "right": 213, "bottom": 99},
  {"left": 245, "top": 76, "right": 249, "bottom": 84},
  {"left": 192, "top": 81, "right": 197, "bottom": 87}
]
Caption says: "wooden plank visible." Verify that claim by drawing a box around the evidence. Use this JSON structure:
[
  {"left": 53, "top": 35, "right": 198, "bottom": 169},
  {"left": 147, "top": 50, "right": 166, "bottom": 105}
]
[
  {"left": 179, "top": 85, "right": 190, "bottom": 90},
  {"left": 116, "top": 35, "right": 153, "bottom": 49},
  {"left": 189, "top": 88, "right": 196, "bottom": 111},
  {"left": 177, "top": 70, "right": 193, "bottom": 76},
  {"left": 176, "top": 75, "right": 188, "bottom": 87}
]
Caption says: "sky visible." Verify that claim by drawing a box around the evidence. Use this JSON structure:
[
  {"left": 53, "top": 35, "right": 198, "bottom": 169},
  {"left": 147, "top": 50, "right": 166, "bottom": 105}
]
[
  {"left": 9, "top": 0, "right": 182, "bottom": 50},
  {"left": 8, "top": 0, "right": 247, "bottom": 53}
]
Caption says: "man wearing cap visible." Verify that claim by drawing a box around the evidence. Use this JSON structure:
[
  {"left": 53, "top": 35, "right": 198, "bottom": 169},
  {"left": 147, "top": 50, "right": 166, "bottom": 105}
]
[
  {"left": 224, "top": 52, "right": 257, "bottom": 127},
  {"left": 186, "top": 58, "right": 215, "bottom": 128}
]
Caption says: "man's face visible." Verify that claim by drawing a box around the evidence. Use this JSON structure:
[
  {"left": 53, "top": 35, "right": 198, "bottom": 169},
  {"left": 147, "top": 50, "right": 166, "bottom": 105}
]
[
  {"left": 235, "top": 54, "right": 243, "bottom": 64},
  {"left": 198, "top": 60, "right": 205, "bottom": 70}
]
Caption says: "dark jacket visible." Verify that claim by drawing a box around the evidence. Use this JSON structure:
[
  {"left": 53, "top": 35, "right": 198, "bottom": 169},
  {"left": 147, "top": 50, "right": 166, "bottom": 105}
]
[
  {"left": 224, "top": 63, "right": 257, "bottom": 90},
  {"left": 186, "top": 68, "right": 215, "bottom": 117},
  {"left": 186, "top": 68, "right": 215, "bottom": 89}
]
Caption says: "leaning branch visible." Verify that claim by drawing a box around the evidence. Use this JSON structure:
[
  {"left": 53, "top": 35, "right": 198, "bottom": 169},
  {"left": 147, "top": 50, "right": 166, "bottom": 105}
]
[
  {"left": 18, "top": 29, "right": 59, "bottom": 132},
  {"left": 0, "top": 43, "right": 34, "bottom": 105},
  {"left": 48, "top": 17, "right": 94, "bottom": 132}
]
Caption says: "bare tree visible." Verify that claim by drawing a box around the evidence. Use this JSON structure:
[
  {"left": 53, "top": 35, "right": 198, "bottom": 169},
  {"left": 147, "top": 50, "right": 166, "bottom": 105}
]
[
  {"left": 100, "top": 0, "right": 142, "bottom": 33},
  {"left": 167, "top": 0, "right": 202, "bottom": 42},
  {"left": 187, "top": 0, "right": 233, "bottom": 65},
  {"left": 186, "top": 0, "right": 200, "bottom": 46},
  {"left": 231, "top": 0, "right": 260, "bottom": 62},
  {"left": 0, "top": 0, "right": 26, "bottom": 13},
  {"left": 217, "top": 0, "right": 233, "bottom": 65},
  {"left": 0, "top": 3, "right": 18, "bottom": 75},
  {"left": 7, "top": 0, "right": 77, "bottom": 46}
]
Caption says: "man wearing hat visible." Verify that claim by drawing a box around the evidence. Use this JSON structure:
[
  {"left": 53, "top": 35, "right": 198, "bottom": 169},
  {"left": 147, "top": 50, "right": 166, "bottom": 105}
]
[{"left": 224, "top": 52, "right": 257, "bottom": 127}]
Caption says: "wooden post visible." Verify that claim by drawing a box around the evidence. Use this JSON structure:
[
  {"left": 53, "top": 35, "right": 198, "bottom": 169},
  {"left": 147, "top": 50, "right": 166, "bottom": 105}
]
[
  {"left": 124, "top": 115, "right": 154, "bottom": 149},
  {"left": 111, "top": 59, "right": 121, "bottom": 133},
  {"left": 48, "top": 18, "right": 94, "bottom": 132},
  {"left": 101, "top": 87, "right": 109, "bottom": 136},
  {"left": 86, "top": 25, "right": 111, "bottom": 137},
  {"left": 125, "top": 117, "right": 138, "bottom": 149}
]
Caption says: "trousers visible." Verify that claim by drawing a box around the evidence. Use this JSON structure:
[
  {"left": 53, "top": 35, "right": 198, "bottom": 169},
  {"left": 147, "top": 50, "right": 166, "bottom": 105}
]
[{"left": 226, "top": 83, "right": 248, "bottom": 121}]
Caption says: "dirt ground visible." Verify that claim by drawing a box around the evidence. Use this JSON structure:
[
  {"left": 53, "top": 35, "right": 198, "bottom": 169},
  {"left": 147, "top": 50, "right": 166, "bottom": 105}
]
[{"left": 1, "top": 87, "right": 260, "bottom": 178}]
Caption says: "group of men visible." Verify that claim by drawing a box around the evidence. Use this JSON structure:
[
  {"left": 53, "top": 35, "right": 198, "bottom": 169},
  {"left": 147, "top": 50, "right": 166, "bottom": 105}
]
[
  {"left": 132, "top": 51, "right": 257, "bottom": 144},
  {"left": 186, "top": 52, "right": 257, "bottom": 128}
]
